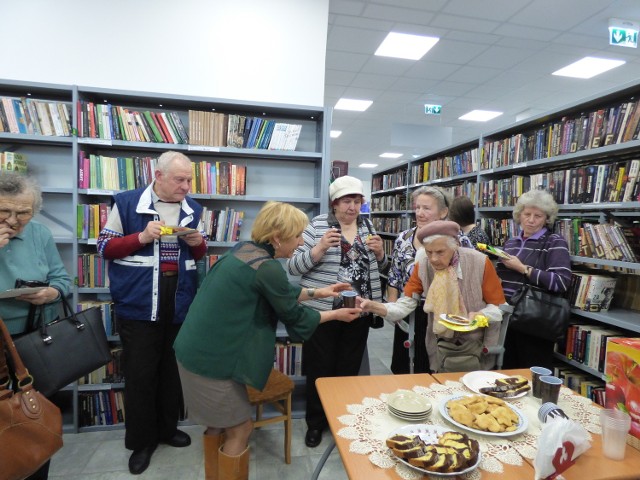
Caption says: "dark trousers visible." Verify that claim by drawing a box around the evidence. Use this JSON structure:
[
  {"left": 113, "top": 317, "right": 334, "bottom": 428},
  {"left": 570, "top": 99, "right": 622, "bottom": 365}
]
[
  {"left": 390, "top": 308, "right": 430, "bottom": 374},
  {"left": 503, "top": 328, "right": 555, "bottom": 370},
  {"left": 303, "top": 316, "right": 370, "bottom": 430},
  {"left": 117, "top": 275, "right": 183, "bottom": 450}
]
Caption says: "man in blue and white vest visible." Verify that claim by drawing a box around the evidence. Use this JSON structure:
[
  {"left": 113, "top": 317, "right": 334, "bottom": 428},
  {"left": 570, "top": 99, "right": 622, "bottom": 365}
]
[{"left": 97, "top": 151, "right": 206, "bottom": 475}]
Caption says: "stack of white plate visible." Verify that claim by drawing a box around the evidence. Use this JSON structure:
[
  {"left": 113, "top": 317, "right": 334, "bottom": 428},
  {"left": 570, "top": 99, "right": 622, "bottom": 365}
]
[{"left": 387, "top": 390, "right": 432, "bottom": 422}]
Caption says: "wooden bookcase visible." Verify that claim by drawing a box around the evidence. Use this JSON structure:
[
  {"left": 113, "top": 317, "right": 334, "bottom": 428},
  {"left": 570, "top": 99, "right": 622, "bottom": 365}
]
[
  {"left": 0, "top": 79, "right": 330, "bottom": 432},
  {"left": 370, "top": 79, "right": 640, "bottom": 395}
]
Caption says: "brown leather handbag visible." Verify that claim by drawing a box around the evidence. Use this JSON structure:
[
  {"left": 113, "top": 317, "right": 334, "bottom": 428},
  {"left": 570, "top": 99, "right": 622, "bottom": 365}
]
[{"left": 0, "top": 316, "right": 63, "bottom": 480}]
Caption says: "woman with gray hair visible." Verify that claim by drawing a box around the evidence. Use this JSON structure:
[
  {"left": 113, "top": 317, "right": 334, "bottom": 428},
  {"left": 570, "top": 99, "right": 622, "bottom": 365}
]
[
  {"left": 0, "top": 171, "right": 72, "bottom": 480},
  {"left": 361, "top": 220, "right": 505, "bottom": 373},
  {"left": 496, "top": 189, "right": 571, "bottom": 369},
  {"left": 387, "top": 186, "right": 450, "bottom": 374}
]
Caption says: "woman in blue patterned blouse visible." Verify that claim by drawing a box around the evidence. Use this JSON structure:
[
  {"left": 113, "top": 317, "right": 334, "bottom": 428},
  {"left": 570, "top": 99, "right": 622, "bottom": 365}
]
[{"left": 388, "top": 186, "right": 450, "bottom": 374}]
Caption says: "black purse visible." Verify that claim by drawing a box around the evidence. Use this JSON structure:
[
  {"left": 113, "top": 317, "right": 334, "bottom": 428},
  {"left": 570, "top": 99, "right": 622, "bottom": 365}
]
[
  {"left": 508, "top": 234, "right": 570, "bottom": 342},
  {"left": 13, "top": 296, "right": 112, "bottom": 397}
]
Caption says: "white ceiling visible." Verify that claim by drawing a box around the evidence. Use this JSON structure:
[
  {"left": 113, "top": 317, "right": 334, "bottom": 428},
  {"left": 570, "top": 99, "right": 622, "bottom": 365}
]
[{"left": 325, "top": 0, "right": 640, "bottom": 178}]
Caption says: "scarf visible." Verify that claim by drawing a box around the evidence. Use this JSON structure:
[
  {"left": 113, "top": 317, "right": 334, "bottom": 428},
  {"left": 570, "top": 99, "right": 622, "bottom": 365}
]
[{"left": 424, "top": 253, "right": 467, "bottom": 337}]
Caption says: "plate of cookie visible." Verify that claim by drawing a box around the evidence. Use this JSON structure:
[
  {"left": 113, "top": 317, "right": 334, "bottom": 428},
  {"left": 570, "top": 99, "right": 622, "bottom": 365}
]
[
  {"left": 439, "top": 394, "right": 528, "bottom": 437},
  {"left": 386, "top": 424, "right": 481, "bottom": 477},
  {"left": 461, "top": 371, "right": 530, "bottom": 399}
]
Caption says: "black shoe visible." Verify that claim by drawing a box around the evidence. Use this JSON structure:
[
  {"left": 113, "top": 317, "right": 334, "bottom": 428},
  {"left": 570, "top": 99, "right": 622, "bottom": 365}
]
[
  {"left": 305, "top": 428, "right": 322, "bottom": 448},
  {"left": 128, "top": 444, "right": 157, "bottom": 475},
  {"left": 161, "top": 429, "right": 191, "bottom": 448}
]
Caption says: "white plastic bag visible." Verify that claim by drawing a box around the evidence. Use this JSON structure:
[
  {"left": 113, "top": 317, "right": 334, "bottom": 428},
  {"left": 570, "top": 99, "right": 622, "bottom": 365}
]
[{"left": 534, "top": 417, "right": 591, "bottom": 480}]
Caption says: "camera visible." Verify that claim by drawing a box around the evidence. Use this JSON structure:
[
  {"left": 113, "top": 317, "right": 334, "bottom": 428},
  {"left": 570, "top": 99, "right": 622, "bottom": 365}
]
[{"left": 14, "top": 279, "right": 49, "bottom": 288}]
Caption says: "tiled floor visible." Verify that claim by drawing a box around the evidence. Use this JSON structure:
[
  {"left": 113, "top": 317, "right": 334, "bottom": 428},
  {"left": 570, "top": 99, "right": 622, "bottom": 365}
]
[{"left": 49, "top": 325, "right": 395, "bottom": 479}]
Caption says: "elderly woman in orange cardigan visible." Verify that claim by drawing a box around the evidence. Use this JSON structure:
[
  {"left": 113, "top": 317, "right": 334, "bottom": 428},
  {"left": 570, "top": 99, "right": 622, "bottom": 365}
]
[{"left": 360, "top": 220, "right": 506, "bottom": 373}]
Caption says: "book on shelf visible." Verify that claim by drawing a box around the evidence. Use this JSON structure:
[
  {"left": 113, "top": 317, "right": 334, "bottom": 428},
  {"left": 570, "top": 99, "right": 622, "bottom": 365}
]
[{"left": 1, "top": 152, "right": 27, "bottom": 172}]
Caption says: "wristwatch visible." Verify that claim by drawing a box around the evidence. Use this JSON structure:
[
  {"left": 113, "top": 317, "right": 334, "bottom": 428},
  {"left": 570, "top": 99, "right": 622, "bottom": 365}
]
[
  {"left": 524, "top": 266, "right": 533, "bottom": 276},
  {"left": 306, "top": 288, "right": 316, "bottom": 298}
]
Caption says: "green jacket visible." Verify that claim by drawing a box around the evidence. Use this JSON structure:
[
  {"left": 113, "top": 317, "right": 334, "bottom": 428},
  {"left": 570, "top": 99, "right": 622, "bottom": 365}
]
[{"left": 174, "top": 242, "right": 320, "bottom": 390}]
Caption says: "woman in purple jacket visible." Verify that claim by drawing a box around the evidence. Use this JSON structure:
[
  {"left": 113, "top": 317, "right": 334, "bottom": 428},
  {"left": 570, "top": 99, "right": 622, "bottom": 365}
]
[{"left": 496, "top": 189, "right": 572, "bottom": 369}]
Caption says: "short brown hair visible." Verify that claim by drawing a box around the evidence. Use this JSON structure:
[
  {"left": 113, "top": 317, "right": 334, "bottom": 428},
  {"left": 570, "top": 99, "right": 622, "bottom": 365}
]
[
  {"left": 448, "top": 196, "right": 475, "bottom": 227},
  {"left": 252, "top": 201, "right": 309, "bottom": 243}
]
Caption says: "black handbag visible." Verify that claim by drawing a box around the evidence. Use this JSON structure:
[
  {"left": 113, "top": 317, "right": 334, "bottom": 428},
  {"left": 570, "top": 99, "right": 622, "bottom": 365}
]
[
  {"left": 509, "top": 282, "right": 570, "bottom": 341},
  {"left": 508, "top": 233, "right": 570, "bottom": 341},
  {"left": 13, "top": 297, "right": 112, "bottom": 397}
]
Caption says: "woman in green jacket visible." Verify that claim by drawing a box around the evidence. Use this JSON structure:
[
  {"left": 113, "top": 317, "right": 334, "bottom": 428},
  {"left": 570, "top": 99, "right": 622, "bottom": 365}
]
[{"left": 173, "top": 201, "right": 361, "bottom": 480}]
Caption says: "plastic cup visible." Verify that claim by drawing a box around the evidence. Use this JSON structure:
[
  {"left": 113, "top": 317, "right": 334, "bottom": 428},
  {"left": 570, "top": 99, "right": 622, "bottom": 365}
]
[
  {"left": 538, "top": 402, "right": 569, "bottom": 423},
  {"left": 600, "top": 408, "right": 631, "bottom": 460},
  {"left": 539, "top": 375, "right": 563, "bottom": 404},
  {"left": 341, "top": 291, "right": 357, "bottom": 308},
  {"left": 530, "top": 366, "right": 552, "bottom": 398}
]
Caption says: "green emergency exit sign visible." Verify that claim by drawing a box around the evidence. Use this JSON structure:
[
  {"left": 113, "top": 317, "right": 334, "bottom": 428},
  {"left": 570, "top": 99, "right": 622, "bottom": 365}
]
[
  {"left": 424, "top": 104, "right": 442, "bottom": 115},
  {"left": 609, "top": 19, "right": 639, "bottom": 48}
]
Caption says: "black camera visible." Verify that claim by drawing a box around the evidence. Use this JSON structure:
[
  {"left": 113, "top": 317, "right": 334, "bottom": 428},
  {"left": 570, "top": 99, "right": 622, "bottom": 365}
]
[{"left": 14, "top": 279, "right": 49, "bottom": 288}]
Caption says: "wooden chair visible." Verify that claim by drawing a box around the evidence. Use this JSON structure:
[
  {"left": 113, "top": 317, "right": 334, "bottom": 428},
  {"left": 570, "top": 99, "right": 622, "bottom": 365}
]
[{"left": 246, "top": 368, "right": 294, "bottom": 464}]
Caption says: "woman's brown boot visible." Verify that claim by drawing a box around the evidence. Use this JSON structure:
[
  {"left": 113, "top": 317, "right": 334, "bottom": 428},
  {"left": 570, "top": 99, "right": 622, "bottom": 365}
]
[
  {"left": 203, "top": 433, "right": 224, "bottom": 480},
  {"left": 217, "top": 445, "right": 249, "bottom": 480}
]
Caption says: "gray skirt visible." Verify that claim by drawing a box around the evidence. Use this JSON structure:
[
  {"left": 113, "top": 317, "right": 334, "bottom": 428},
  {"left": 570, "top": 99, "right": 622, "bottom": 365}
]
[{"left": 177, "top": 361, "right": 252, "bottom": 428}]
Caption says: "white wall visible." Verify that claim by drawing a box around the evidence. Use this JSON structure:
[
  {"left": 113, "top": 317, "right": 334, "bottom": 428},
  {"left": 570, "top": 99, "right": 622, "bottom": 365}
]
[{"left": 0, "top": 0, "right": 328, "bottom": 106}]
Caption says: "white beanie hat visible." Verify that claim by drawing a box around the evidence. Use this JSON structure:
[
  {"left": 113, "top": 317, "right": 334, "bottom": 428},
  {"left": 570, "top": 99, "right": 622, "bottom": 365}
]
[{"left": 329, "top": 176, "right": 364, "bottom": 201}]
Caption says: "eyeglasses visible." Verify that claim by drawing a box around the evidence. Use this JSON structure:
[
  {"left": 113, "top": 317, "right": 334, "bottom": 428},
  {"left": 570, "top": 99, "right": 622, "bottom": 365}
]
[{"left": 0, "top": 209, "right": 33, "bottom": 222}]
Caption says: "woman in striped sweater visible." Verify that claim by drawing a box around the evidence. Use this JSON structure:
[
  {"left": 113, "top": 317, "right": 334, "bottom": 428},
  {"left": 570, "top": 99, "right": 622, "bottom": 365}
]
[
  {"left": 496, "top": 189, "right": 572, "bottom": 369},
  {"left": 287, "top": 176, "right": 389, "bottom": 448}
]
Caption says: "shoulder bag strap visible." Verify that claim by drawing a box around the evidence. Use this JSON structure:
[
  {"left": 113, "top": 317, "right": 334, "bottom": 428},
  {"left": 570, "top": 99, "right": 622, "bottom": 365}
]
[{"left": 0, "top": 316, "right": 33, "bottom": 391}]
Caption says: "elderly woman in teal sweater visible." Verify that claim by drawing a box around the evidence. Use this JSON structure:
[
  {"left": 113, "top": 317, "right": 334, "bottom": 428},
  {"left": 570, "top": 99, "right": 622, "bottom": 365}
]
[{"left": 173, "top": 201, "right": 361, "bottom": 480}]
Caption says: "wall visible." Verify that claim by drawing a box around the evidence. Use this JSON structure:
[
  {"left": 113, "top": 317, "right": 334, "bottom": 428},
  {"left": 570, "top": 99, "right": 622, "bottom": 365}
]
[{"left": 0, "top": 0, "right": 328, "bottom": 106}]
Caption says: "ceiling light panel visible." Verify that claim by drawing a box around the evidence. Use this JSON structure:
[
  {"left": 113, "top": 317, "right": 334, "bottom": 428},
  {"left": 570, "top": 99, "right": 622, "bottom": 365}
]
[
  {"left": 335, "top": 98, "right": 373, "bottom": 111},
  {"left": 552, "top": 56, "right": 626, "bottom": 79},
  {"left": 375, "top": 32, "right": 439, "bottom": 60},
  {"left": 459, "top": 110, "right": 503, "bottom": 121}
]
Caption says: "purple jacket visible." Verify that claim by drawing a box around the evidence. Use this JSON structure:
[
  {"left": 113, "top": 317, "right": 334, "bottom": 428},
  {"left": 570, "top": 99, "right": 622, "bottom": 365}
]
[{"left": 496, "top": 227, "right": 572, "bottom": 300}]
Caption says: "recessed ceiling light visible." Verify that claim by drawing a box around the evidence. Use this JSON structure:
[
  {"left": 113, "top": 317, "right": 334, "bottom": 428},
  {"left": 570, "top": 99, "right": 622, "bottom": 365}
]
[
  {"left": 459, "top": 110, "right": 503, "bottom": 122},
  {"left": 359, "top": 163, "right": 378, "bottom": 168},
  {"left": 335, "top": 98, "right": 373, "bottom": 111},
  {"left": 379, "top": 152, "right": 403, "bottom": 159},
  {"left": 375, "top": 32, "right": 439, "bottom": 61},
  {"left": 552, "top": 56, "right": 626, "bottom": 79},
  {"left": 330, "top": 130, "right": 342, "bottom": 138}
]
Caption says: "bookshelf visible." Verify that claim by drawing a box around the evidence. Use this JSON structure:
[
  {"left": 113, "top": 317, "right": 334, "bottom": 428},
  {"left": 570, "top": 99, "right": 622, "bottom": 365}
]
[
  {"left": 1, "top": 79, "right": 330, "bottom": 432},
  {"left": 370, "top": 79, "right": 640, "bottom": 396}
]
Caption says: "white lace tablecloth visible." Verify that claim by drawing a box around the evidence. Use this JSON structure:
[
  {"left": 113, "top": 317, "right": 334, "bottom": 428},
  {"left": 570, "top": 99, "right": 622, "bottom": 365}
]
[{"left": 335, "top": 380, "right": 601, "bottom": 479}]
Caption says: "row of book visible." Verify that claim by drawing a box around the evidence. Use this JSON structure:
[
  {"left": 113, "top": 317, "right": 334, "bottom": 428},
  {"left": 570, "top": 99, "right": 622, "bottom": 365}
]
[
  {"left": 478, "top": 218, "right": 519, "bottom": 247},
  {"left": 274, "top": 340, "right": 303, "bottom": 376},
  {"left": 411, "top": 149, "right": 479, "bottom": 184},
  {"left": 482, "top": 99, "right": 640, "bottom": 169},
  {"left": 478, "top": 161, "right": 640, "bottom": 208},
  {"left": 0, "top": 151, "right": 27, "bottom": 172},
  {"left": 77, "top": 254, "right": 109, "bottom": 288},
  {"left": 552, "top": 365, "right": 605, "bottom": 406},
  {"left": 77, "top": 101, "right": 188, "bottom": 144},
  {"left": 555, "top": 219, "right": 639, "bottom": 264},
  {"left": 562, "top": 324, "right": 625, "bottom": 373},
  {"left": 78, "top": 152, "right": 158, "bottom": 191},
  {"left": 77, "top": 301, "right": 117, "bottom": 337},
  {"left": 372, "top": 169, "right": 407, "bottom": 192},
  {"left": 77, "top": 347, "right": 123, "bottom": 385},
  {"left": 190, "top": 161, "right": 247, "bottom": 196},
  {"left": 77, "top": 203, "right": 110, "bottom": 239},
  {"left": 0, "top": 96, "right": 71, "bottom": 137},
  {"left": 79, "top": 390, "right": 124, "bottom": 427},
  {"left": 568, "top": 273, "right": 618, "bottom": 312},
  {"left": 188, "top": 111, "right": 302, "bottom": 151},
  {"left": 370, "top": 193, "right": 407, "bottom": 212},
  {"left": 370, "top": 216, "right": 412, "bottom": 235},
  {"left": 201, "top": 207, "right": 244, "bottom": 242}
]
